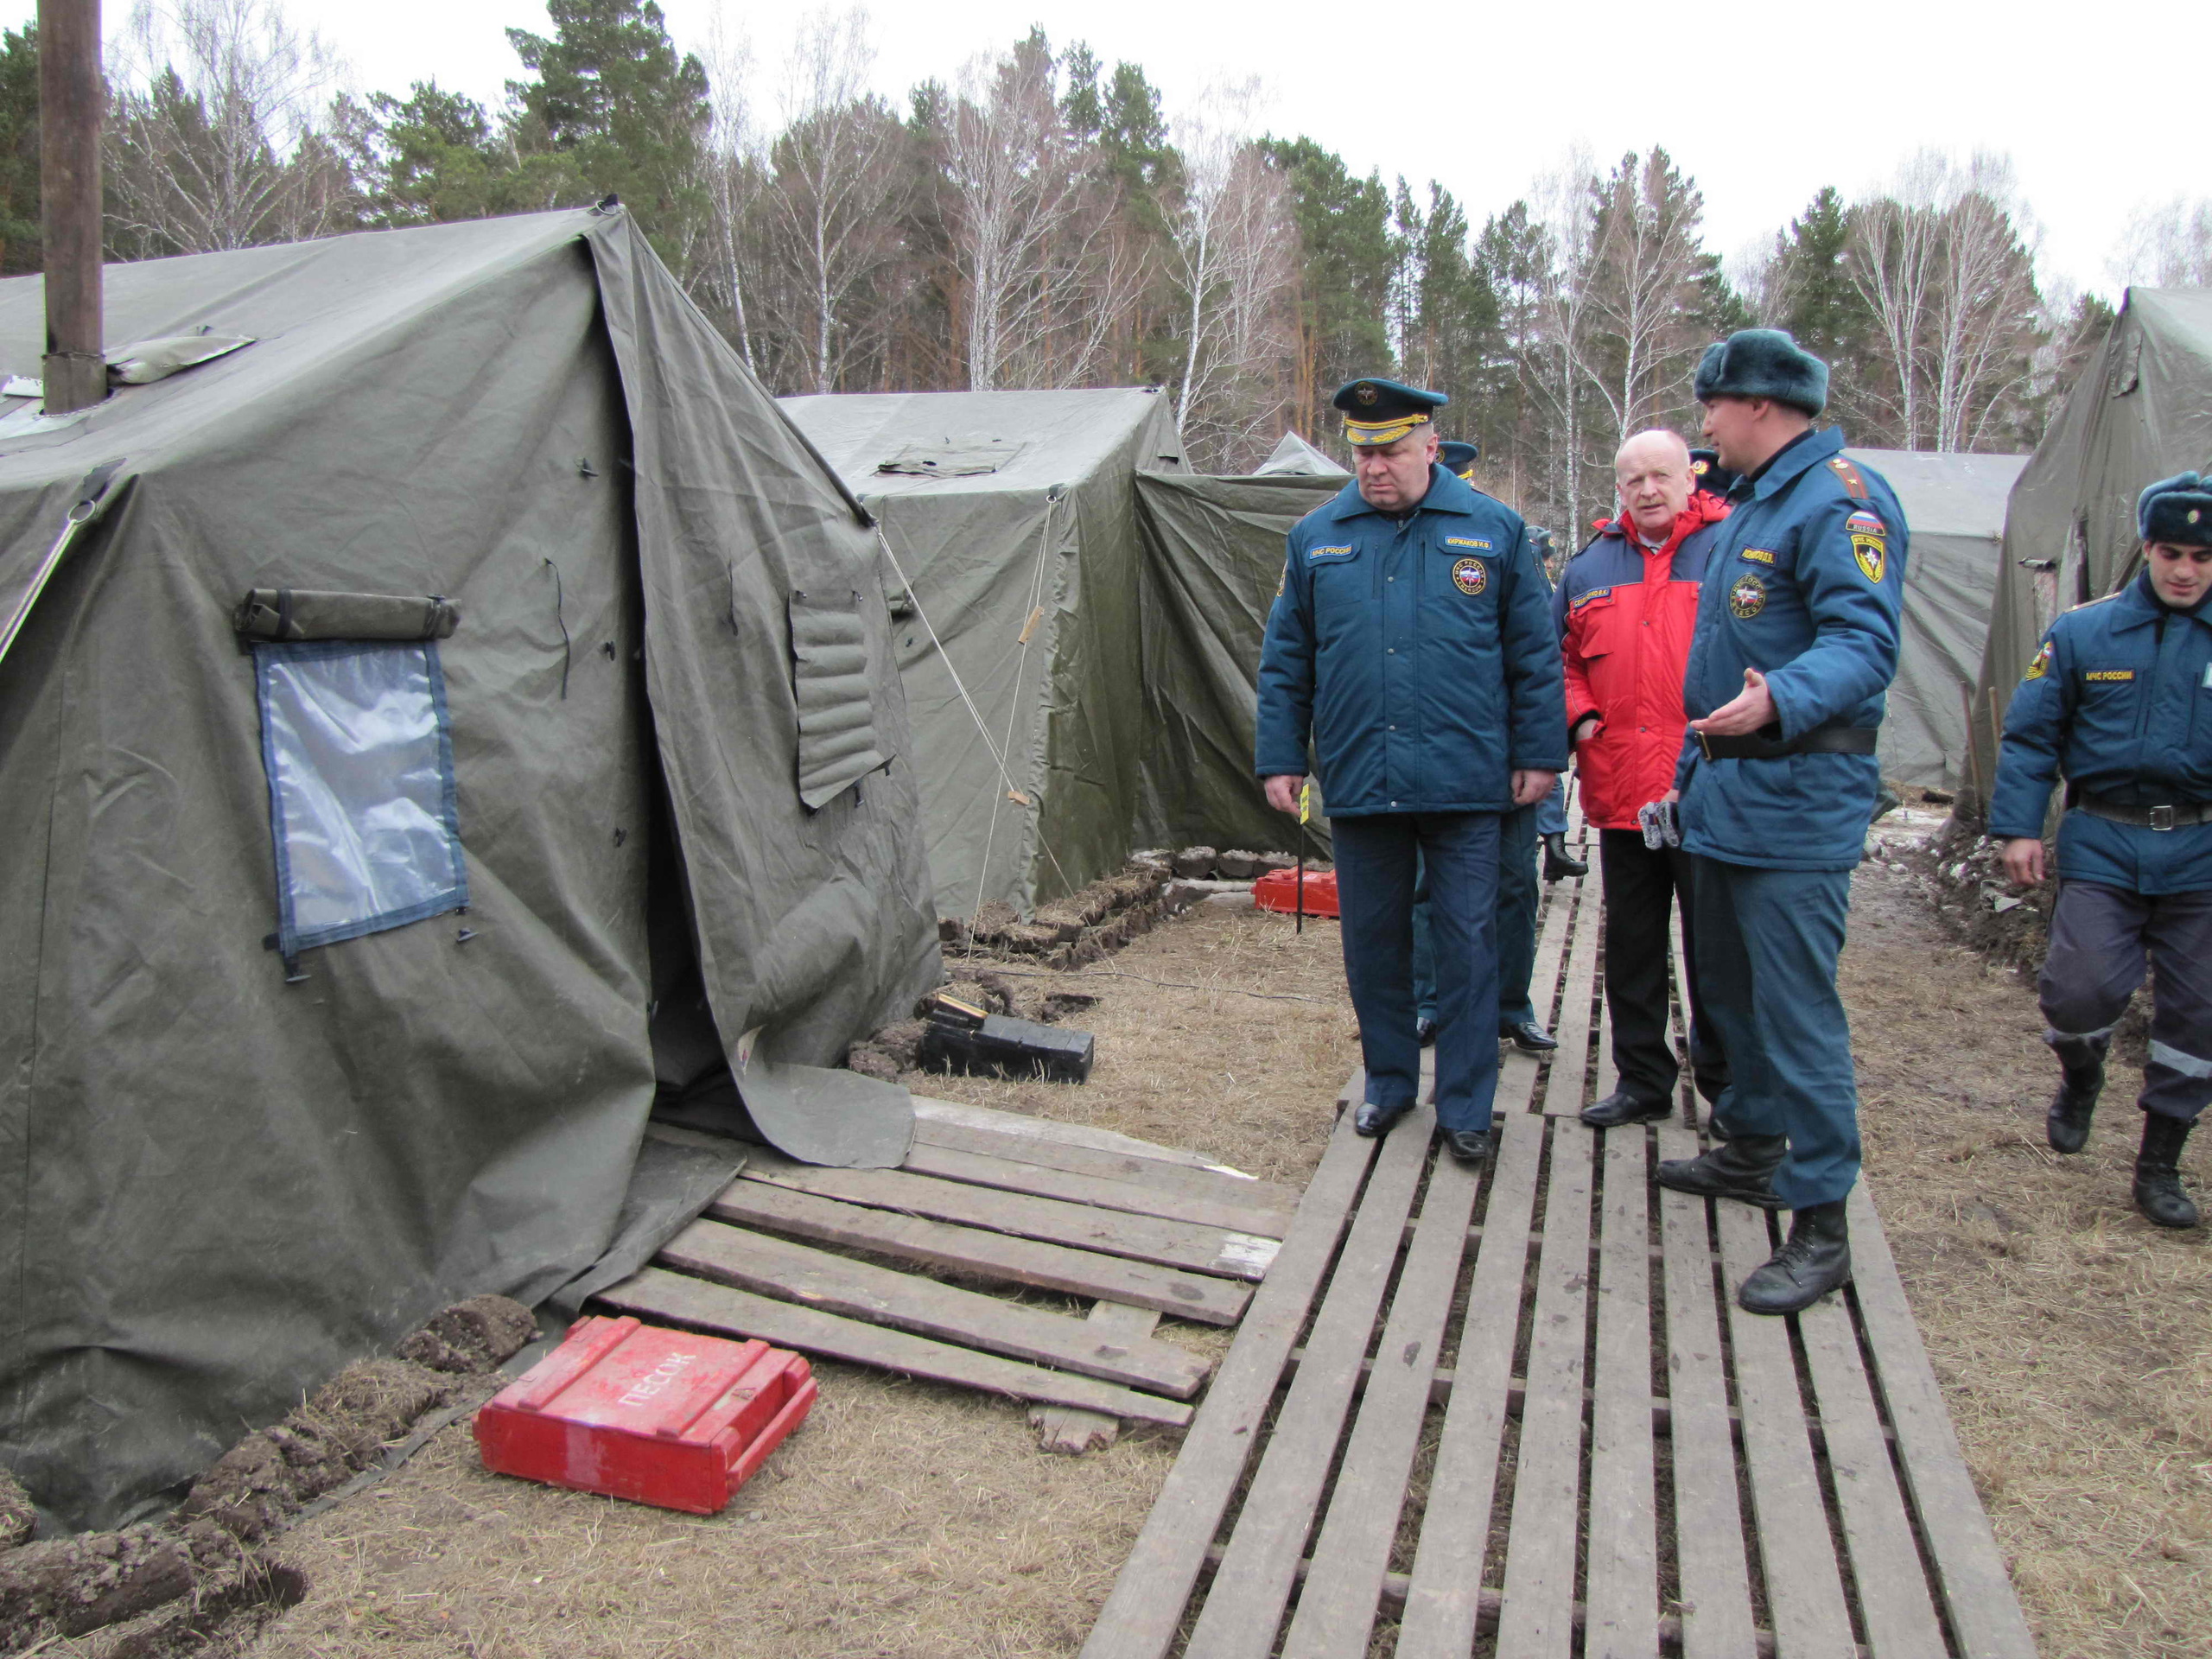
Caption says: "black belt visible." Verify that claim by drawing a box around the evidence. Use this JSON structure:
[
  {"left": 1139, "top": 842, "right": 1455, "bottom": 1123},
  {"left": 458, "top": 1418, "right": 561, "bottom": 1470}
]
[
  {"left": 1695, "top": 723, "right": 1878, "bottom": 761},
  {"left": 2076, "top": 792, "right": 2212, "bottom": 830}
]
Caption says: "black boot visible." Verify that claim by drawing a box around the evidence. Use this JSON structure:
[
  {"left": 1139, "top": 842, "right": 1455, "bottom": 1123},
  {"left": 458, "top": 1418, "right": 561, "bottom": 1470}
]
[
  {"left": 1541, "top": 832, "right": 1588, "bottom": 882},
  {"left": 2133, "top": 1114, "right": 2201, "bottom": 1230},
  {"left": 1738, "top": 1200, "right": 1852, "bottom": 1314},
  {"left": 2045, "top": 1037, "right": 2107, "bottom": 1154},
  {"left": 1652, "top": 1133, "right": 1786, "bottom": 1208}
]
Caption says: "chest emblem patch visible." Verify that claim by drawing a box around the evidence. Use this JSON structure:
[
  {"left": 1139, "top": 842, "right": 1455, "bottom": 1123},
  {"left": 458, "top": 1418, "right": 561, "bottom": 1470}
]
[
  {"left": 2082, "top": 669, "right": 2136, "bottom": 683},
  {"left": 2023, "top": 640, "right": 2051, "bottom": 681},
  {"left": 1728, "top": 572, "right": 1766, "bottom": 619},
  {"left": 1452, "top": 556, "right": 1488, "bottom": 596}
]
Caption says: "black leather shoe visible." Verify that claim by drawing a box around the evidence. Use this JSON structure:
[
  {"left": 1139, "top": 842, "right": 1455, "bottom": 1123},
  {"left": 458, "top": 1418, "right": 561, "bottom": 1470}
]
[
  {"left": 2133, "top": 1114, "right": 2200, "bottom": 1229},
  {"left": 1581, "top": 1090, "right": 1674, "bottom": 1129},
  {"left": 1442, "top": 1127, "right": 1493, "bottom": 1165},
  {"left": 1416, "top": 1016, "right": 1437, "bottom": 1047},
  {"left": 1503, "top": 1020, "right": 1558, "bottom": 1053},
  {"left": 1541, "top": 833, "right": 1588, "bottom": 882},
  {"left": 1354, "top": 1100, "right": 1411, "bottom": 1138},
  {"left": 1738, "top": 1200, "right": 1852, "bottom": 1314},
  {"left": 2046, "top": 1039, "right": 2107, "bottom": 1154},
  {"left": 1653, "top": 1134, "right": 1787, "bottom": 1208}
]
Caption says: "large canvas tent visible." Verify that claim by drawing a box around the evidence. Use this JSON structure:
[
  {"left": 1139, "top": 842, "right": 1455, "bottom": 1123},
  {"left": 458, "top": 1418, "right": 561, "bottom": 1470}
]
[
  {"left": 1842, "top": 447, "right": 2027, "bottom": 791},
  {"left": 0, "top": 208, "right": 938, "bottom": 1529},
  {"left": 1960, "top": 288, "right": 2212, "bottom": 816},
  {"left": 780, "top": 389, "right": 1184, "bottom": 915}
]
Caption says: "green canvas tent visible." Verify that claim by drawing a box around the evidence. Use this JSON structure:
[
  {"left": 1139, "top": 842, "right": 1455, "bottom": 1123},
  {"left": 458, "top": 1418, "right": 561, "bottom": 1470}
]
[
  {"left": 0, "top": 208, "right": 938, "bottom": 1529},
  {"left": 1841, "top": 447, "right": 2027, "bottom": 792},
  {"left": 1959, "top": 288, "right": 2212, "bottom": 817},
  {"left": 1253, "top": 430, "right": 1348, "bottom": 478},
  {"left": 780, "top": 389, "right": 1185, "bottom": 916}
]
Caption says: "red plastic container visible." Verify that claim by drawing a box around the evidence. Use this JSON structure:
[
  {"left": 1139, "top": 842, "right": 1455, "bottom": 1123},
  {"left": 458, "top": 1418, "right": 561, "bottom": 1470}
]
[
  {"left": 1252, "top": 867, "right": 1339, "bottom": 918},
  {"left": 474, "top": 1314, "right": 816, "bottom": 1514}
]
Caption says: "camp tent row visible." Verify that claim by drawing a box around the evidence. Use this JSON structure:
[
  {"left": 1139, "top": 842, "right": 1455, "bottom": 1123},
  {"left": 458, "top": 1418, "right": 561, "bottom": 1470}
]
[{"left": 0, "top": 207, "right": 939, "bottom": 1529}]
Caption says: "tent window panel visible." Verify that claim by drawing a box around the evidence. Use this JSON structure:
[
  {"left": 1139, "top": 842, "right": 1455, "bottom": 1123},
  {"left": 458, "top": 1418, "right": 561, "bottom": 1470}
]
[
  {"left": 253, "top": 639, "right": 467, "bottom": 957},
  {"left": 789, "top": 593, "right": 889, "bottom": 810}
]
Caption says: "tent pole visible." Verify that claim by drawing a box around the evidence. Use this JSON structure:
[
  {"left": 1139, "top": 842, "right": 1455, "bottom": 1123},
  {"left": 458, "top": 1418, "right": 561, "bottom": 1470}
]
[{"left": 39, "top": 0, "right": 104, "bottom": 415}]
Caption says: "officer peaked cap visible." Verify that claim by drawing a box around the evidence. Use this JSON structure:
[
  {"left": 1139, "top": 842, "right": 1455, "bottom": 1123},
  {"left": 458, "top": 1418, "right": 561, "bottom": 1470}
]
[
  {"left": 1688, "top": 446, "right": 1740, "bottom": 498},
  {"left": 1332, "top": 378, "right": 1447, "bottom": 447},
  {"left": 1438, "top": 440, "right": 1479, "bottom": 476},
  {"left": 2139, "top": 471, "right": 2212, "bottom": 548},
  {"left": 1693, "top": 328, "right": 1828, "bottom": 416}
]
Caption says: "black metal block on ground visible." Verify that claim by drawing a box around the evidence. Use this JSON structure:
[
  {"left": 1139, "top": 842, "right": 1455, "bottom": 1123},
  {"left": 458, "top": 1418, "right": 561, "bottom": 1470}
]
[{"left": 922, "top": 1013, "right": 1096, "bottom": 1084}]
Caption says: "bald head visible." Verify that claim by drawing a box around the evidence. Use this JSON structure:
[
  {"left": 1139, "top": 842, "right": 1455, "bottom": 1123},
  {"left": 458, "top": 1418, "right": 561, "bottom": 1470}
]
[{"left": 1615, "top": 429, "right": 1695, "bottom": 542}]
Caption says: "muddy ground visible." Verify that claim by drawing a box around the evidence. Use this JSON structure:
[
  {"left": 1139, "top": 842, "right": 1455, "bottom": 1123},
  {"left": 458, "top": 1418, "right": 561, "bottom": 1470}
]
[{"left": 47, "top": 861, "right": 2209, "bottom": 1658}]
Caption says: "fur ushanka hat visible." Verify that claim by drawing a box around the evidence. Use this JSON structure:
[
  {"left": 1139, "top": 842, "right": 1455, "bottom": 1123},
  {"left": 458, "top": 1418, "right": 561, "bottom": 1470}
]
[
  {"left": 2138, "top": 471, "right": 2212, "bottom": 547},
  {"left": 1693, "top": 328, "right": 1829, "bottom": 416}
]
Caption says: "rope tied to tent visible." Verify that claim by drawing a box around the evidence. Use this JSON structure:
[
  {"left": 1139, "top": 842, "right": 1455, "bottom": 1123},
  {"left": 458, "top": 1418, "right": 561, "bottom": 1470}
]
[{"left": 869, "top": 512, "right": 1076, "bottom": 932}]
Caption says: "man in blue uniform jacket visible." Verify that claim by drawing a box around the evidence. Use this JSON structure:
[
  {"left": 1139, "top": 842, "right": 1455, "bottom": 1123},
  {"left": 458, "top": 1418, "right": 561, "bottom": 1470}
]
[
  {"left": 1651, "top": 330, "right": 1907, "bottom": 1316},
  {"left": 1992, "top": 472, "right": 2212, "bottom": 1229},
  {"left": 1258, "top": 380, "right": 1567, "bottom": 1163}
]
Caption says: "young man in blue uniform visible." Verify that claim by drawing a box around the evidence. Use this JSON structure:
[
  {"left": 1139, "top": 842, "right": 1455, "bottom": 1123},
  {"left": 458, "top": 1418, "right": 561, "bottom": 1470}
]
[
  {"left": 1258, "top": 382, "right": 1567, "bottom": 1163},
  {"left": 1991, "top": 473, "right": 2212, "bottom": 1228},
  {"left": 1651, "top": 330, "right": 1907, "bottom": 1315}
]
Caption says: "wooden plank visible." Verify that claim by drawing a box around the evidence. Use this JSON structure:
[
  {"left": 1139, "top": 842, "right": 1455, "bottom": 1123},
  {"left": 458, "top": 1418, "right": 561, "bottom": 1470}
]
[
  {"left": 1395, "top": 1095, "right": 1548, "bottom": 1653},
  {"left": 705, "top": 1179, "right": 1250, "bottom": 1325},
  {"left": 911, "top": 1115, "right": 1302, "bottom": 1212},
  {"left": 1713, "top": 1199, "right": 1859, "bottom": 1658},
  {"left": 898, "top": 1140, "right": 1294, "bottom": 1238},
  {"left": 1541, "top": 877, "right": 1604, "bottom": 1116},
  {"left": 1495, "top": 1117, "right": 1597, "bottom": 1658},
  {"left": 1847, "top": 1183, "right": 2039, "bottom": 1659},
  {"left": 1279, "top": 1143, "right": 1483, "bottom": 1658},
  {"left": 1033, "top": 1302, "right": 1162, "bottom": 1453},
  {"left": 1584, "top": 1122, "right": 1659, "bottom": 1658},
  {"left": 1796, "top": 1283, "right": 1948, "bottom": 1656},
  {"left": 1078, "top": 1087, "right": 1378, "bottom": 1659},
  {"left": 1654, "top": 1125, "right": 1760, "bottom": 1659},
  {"left": 908, "top": 1094, "right": 1236, "bottom": 1172},
  {"left": 736, "top": 1148, "right": 1280, "bottom": 1281},
  {"left": 1180, "top": 1104, "right": 1437, "bottom": 1659},
  {"left": 599, "top": 1267, "right": 1192, "bottom": 1428},
  {"left": 658, "top": 1219, "right": 1210, "bottom": 1396},
  {"left": 1524, "top": 849, "right": 1578, "bottom": 1055}
]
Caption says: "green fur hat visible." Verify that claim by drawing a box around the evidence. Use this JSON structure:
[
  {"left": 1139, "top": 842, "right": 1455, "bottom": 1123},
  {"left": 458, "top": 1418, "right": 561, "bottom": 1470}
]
[{"left": 1693, "top": 328, "right": 1828, "bottom": 416}]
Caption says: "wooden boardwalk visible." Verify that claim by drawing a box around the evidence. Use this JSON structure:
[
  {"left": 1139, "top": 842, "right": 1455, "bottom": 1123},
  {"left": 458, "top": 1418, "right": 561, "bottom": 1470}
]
[{"left": 1082, "top": 810, "right": 2038, "bottom": 1659}]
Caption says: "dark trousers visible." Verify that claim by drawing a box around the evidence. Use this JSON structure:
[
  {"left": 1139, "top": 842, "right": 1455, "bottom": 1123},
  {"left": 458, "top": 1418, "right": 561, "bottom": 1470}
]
[
  {"left": 1599, "top": 829, "right": 1731, "bottom": 1109},
  {"left": 1691, "top": 856, "right": 1859, "bottom": 1208},
  {"left": 1335, "top": 811, "right": 1503, "bottom": 1133},
  {"left": 2041, "top": 881, "right": 2212, "bottom": 1123},
  {"left": 1412, "top": 802, "right": 1538, "bottom": 1027}
]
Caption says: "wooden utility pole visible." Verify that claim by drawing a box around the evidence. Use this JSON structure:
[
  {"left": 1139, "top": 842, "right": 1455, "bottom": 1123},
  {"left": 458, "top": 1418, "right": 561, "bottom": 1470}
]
[{"left": 39, "top": 0, "right": 104, "bottom": 415}]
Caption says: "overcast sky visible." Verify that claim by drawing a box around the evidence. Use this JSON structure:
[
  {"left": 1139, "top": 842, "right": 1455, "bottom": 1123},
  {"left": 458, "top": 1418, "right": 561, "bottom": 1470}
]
[{"left": 10, "top": 0, "right": 2194, "bottom": 297}]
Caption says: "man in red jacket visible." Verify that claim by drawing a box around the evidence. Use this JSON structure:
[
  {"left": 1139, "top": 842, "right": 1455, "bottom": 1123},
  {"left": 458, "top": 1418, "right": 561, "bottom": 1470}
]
[{"left": 1555, "top": 429, "right": 1734, "bottom": 1128}]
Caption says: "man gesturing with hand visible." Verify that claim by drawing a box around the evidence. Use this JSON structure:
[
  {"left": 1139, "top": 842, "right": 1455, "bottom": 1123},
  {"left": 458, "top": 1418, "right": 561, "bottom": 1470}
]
[{"left": 1256, "top": 378, "right": 1566, "bottom": 1166}]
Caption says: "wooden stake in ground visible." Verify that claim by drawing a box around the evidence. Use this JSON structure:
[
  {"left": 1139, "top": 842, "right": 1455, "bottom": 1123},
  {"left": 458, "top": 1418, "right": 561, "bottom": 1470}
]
[{"left": 38, "top": 0, "right": 104, "bottom": 415}]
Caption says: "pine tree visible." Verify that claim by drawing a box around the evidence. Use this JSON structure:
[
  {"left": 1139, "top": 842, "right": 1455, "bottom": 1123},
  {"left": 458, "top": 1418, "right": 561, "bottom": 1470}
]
[
  {"left": 1775, "top": 187, "right": 1857, "bottom": 365},
  {"left": 0, "top": 25, "right": 38, "bottom": 275},
  {"left": 1259, "top": 137, "right": 1395, "bottom": 436}
]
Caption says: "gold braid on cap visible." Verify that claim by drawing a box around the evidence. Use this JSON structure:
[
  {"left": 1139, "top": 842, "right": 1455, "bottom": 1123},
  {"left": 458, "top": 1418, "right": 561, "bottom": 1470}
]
[{"left": 1343, "top": 412, "right": 1430, "bottom": 446}]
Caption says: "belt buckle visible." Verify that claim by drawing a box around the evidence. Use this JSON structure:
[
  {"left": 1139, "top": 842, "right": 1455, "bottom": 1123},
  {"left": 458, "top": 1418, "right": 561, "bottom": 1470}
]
[
  {"left": 2151, "top": 804, "right": 2176, "bottom": 831},
  {"left": 1696, "top": 730, "right": 1713, "bottom": 760}
]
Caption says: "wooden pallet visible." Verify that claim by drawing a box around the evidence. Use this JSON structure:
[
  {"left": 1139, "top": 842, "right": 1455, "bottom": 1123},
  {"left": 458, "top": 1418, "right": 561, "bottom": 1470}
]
[
  {"left": 598, "top": 1097, "right": 1293, "bottom": 1441},
  {"left": 1080, "top": 803, "right": 2038, "bottom": 1658}
]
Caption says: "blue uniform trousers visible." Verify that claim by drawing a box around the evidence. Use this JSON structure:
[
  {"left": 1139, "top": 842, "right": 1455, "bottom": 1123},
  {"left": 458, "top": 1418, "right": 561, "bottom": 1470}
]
[
  {"left": 1413, "top": 803, "right": 1537, "bottom": 1027},
  {"left": 1689, "top": 856, "right": 1859, "bottom": 1207},
  {"left": 1335, "top": 811, "right": 1503, "bottom": 1133},
  {"left": 2041, "top": 881, "right": 2212, "bottom": 1124},
  {"left": 1535, "top": 776, "right": 1567, "bottom": 837}
]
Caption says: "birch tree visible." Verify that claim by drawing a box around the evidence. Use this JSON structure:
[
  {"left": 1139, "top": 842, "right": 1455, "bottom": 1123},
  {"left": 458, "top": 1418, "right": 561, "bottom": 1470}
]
[
  {"left": 692, "top": 18, "right": 760, "bottom": 371},
  {"left": 105, "top": 0, "right": 350, "bottom": 254},
  {"left": 1580, "top": 149, "right": 1716, "bottom": 447},
  {"left": 2113, "top": 197, "right": 2212, "bottom": 287}
]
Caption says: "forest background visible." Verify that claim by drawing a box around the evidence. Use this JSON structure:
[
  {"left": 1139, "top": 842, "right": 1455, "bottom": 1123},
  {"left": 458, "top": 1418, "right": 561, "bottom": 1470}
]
[{"left": 1, "top": 0, "right": 2209, "bottom": 537}]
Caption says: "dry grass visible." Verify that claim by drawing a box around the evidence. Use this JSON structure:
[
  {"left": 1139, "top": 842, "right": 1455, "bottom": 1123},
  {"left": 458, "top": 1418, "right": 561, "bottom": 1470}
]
[
  {"left": 239, "top": 903, "right": 1361, "bottom": 1659},
  {"left": 1847, "top": 860, "right": 2212, "bottom": 1659}
]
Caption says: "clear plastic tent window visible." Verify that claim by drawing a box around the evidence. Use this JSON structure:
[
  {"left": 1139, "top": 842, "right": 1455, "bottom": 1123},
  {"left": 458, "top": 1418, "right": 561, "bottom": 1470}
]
[{"left": 253, "top": 639, "right": 467, "bottom": 957}]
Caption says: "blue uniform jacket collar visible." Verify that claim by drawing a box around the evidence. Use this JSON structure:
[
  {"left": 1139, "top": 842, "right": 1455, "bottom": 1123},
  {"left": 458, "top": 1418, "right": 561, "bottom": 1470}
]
[
  {"left": 1325, "top": 464, "right": 1481, "bottom": 521},
  {"left": 1740, "top": 426, "right": 1844, "bottom": 502},
  {"left": 2109, "top": 568, "right": 2212, "bottom": 632}
]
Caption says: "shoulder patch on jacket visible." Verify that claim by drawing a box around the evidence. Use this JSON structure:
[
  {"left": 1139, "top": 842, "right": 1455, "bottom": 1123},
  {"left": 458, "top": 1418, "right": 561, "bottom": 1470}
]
[
  {"left": 2068, "top": 593, "right": 2120, "bottom": 611},
  {"left": 2023, "top": 640, "right": 2051, "bottom": 680},
  {"left": 1738, "top": 547, "right": 1776, "bottom": 564},
  {"left": 1306, "top": 543, "right": 1355, "bottom": 563},
  {"left": 2082, "top": 668, "right": 2136, "bottom": 682}
]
